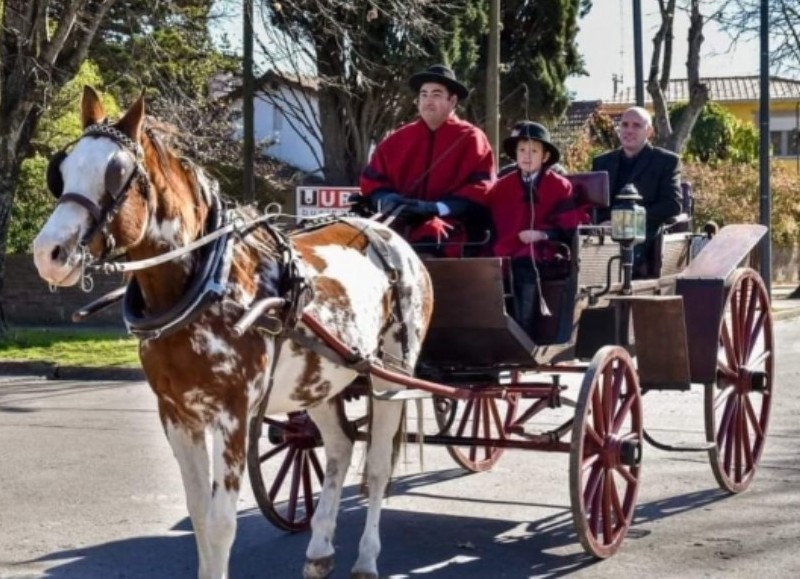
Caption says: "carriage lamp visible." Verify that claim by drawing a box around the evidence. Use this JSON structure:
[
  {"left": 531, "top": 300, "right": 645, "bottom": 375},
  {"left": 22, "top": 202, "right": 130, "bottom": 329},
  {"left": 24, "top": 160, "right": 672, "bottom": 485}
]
[{"left": 611, "top": 184, "right": 646, "bottom": 245}]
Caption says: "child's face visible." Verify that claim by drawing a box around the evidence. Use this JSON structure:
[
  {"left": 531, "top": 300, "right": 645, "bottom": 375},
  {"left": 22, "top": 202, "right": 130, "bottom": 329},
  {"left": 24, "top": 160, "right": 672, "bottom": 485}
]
[{"left": 516, "top": 139, "right": 550, "bottom": 174}]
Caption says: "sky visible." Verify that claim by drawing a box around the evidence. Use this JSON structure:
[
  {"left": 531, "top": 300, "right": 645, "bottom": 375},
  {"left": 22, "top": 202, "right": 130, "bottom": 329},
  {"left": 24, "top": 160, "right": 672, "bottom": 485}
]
[{"left": 565, "top": 1, "right": 762, "bottom": 100}]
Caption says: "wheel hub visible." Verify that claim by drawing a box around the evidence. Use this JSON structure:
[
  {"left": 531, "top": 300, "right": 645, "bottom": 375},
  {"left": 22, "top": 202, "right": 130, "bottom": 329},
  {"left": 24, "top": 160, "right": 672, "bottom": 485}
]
[{"left": 603, "top": 436, "right": 641, "bottom": 468}]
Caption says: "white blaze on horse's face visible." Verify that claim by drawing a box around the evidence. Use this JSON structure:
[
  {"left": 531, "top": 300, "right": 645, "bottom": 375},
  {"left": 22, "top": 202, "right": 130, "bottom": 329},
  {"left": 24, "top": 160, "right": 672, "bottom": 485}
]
[{"left": 33, "top": 137, "right": 121, "bottom": 286}]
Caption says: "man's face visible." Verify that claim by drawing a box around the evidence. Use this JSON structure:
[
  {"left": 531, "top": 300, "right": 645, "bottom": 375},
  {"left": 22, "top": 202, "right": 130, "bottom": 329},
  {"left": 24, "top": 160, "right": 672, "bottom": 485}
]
[
  {"left": 516, "top": 140, "right": 549, "bottom": 174},
  {"left": 619, "top": 109, "right": 651, "bottom": 156},
  {"left": 417, "top": 82, "right": 457, "bottom": 130}
]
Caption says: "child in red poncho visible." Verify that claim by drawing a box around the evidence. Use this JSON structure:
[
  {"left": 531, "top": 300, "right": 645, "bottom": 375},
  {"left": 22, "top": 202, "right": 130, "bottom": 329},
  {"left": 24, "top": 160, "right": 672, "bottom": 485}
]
[{"left": 488, "top": 121, "right": 588, "bottom": 336}]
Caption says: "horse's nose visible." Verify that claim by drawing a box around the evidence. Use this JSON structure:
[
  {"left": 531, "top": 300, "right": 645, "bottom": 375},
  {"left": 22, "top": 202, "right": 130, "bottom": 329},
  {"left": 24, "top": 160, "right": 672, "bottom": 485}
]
[{"left": 50, "top": 244, "right": 66, "bottom": 264}]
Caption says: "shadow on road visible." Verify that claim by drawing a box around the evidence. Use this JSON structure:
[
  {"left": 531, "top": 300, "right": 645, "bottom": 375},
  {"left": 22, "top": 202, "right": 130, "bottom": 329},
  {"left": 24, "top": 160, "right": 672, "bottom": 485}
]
[{"left": 21, "top": 470, "right": 731, "bottom": 579}]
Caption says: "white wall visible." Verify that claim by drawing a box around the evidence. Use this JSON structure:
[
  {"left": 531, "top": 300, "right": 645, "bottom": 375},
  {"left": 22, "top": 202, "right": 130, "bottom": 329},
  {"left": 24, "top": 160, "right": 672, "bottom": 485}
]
[{"left": 252, "top": 84, "right": 323, "bottom": 176}]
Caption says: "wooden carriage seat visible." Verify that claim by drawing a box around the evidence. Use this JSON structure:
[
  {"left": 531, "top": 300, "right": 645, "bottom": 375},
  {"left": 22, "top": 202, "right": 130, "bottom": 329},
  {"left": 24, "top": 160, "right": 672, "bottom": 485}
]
[
  {"left": 418, "top": 257, "right": 536, "bottom": 368},
  {"left": 566, "top": 171, "right": 610, "bottom": 221},
  {"left": 531, "top": 172, "right": 611, "bottom": 344}
]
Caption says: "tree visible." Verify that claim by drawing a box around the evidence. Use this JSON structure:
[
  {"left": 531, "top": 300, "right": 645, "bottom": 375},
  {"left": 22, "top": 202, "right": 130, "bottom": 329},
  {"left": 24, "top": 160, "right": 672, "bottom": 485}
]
[
  {"left": 0, "top": 0, "right": 119, "bottom": 332},
  {"left": 670, "top": 101, "right": 759, "bottom": 163},
  {"left": 252, "top": 1, "right": 589, "bottom": 184},
  {"left": 252, "top": 0, "right": 489, "bottom": 185},
  {"left": 647, "top": 0, "right": 710, "bottom": 153},
  {"left": 712, "top": 0, "right": 800, "bottom": 76},
  {"left": 473, "top": 0, "right": 591, "bottom": 127}
]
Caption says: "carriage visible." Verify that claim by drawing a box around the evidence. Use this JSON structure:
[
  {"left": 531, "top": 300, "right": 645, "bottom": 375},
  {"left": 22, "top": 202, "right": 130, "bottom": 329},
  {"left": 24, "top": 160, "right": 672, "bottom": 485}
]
[
  {"left": 246, "top": 173, "right": 774, "bottom": 558},
  {"left": 33, "top": 88, "right": 773, "bottom": 577}
]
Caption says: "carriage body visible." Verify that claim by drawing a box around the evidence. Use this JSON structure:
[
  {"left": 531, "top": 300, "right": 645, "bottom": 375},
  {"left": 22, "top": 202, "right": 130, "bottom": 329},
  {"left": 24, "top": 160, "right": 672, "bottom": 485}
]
[{"left": 251, "top": 172, "right": 774, "bottom": 560}]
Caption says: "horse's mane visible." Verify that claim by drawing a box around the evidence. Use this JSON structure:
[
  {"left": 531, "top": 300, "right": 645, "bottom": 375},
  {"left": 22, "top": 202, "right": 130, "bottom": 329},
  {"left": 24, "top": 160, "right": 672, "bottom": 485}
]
[{"left": 140, "top": 117, "right": 219, "bottom": 211}]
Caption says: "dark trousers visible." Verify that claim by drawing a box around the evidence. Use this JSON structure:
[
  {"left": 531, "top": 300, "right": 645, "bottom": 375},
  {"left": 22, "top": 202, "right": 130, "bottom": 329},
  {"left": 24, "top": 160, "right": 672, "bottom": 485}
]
[{"left": 511, "top": 258, "right": 539, "bottom": 337}]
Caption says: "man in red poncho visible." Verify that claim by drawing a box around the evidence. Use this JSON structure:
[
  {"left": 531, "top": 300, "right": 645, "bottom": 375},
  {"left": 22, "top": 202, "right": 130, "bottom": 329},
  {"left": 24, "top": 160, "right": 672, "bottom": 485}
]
[{"left": 359, "top": 64, "right": 496, "bottom": 256}]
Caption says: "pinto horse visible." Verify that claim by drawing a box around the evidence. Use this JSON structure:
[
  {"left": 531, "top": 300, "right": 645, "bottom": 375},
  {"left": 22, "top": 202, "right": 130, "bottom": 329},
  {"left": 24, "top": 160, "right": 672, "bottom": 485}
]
[{"left": 32, "top": 86, "right": 433, "bottom": 579}]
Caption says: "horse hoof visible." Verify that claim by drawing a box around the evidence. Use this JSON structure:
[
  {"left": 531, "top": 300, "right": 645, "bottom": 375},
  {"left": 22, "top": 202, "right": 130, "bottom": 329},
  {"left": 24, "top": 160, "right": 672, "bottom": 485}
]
[
  {"left": 351, "top": 570, "right": 378, "bottom": 579},
  {"left": 303, "top": 555, "right": 334, "bottom": 579}
]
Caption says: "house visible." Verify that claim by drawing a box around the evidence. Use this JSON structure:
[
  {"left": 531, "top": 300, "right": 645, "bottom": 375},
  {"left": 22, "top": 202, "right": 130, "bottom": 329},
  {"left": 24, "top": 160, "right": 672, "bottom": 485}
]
[
  {"left": 603, "top": 76, "right": 800, "bottom": 171},
  {"left": 216, "top": 70, "right": 323, "bottom": 176},
  {"left": 550, "top": 99, "right": 603, "bottom": 151}
]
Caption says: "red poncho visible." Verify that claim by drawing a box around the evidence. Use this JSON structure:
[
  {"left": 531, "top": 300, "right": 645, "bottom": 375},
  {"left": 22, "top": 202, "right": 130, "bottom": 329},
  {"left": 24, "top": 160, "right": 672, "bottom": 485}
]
[
  {"left": 360, "top": 116, "right": 495, "bottom": 253},
  {"left": 489, "top": 169, "right": 589, "bottom": 260}
]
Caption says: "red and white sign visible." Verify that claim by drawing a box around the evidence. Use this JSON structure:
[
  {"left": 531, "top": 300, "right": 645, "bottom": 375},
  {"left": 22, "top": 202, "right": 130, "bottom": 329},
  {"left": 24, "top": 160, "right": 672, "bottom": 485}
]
[{"left": 296, "top": 186, "right": 360, "bottom": 220}]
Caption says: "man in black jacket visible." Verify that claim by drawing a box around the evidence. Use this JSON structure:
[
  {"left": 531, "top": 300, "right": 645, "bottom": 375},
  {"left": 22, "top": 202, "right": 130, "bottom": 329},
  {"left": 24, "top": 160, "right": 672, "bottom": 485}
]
[{"left": 592, "top": 106, "right": 682, "bottom": 239}]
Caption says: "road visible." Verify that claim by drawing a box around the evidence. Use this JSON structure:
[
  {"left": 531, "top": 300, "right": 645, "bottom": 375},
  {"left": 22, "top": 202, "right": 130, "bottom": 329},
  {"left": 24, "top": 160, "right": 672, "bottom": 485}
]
[{"left": 1, "top": 320, "right": 799, "bottom": 579}]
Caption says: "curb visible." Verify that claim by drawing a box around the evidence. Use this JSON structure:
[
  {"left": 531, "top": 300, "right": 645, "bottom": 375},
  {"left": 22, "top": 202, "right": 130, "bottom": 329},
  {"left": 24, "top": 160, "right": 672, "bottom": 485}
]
[{"left": 0, "top": 361, "right": 144, "bottom": 381}]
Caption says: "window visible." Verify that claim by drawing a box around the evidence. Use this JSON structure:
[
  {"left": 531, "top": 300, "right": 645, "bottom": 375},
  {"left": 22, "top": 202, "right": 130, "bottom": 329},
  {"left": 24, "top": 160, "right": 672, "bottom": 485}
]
[{"left": 766, "top": 115, "right": 800, "bottom": 157}]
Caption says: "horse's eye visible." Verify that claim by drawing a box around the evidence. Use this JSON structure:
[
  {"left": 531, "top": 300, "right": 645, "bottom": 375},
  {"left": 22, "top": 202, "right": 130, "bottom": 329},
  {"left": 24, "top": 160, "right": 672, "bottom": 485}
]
[{"left": 105, "top": 152, "right": 136, "bottom": 198}]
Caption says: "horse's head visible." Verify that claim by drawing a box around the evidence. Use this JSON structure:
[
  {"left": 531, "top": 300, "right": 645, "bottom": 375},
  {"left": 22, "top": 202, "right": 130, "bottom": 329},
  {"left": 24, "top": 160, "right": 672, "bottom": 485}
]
[{"left": 33, "top": 86, "right": 151, "bottom": 286}]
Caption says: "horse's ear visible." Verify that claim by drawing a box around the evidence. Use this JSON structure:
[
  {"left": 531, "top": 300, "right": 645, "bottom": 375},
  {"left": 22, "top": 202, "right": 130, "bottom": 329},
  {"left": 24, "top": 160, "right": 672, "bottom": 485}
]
[
  {"left": 116, "top": 92, "right": 146, "bottom": 143},
  {"left": 81, "top": 86, "right": 106, "bottom": 128}
]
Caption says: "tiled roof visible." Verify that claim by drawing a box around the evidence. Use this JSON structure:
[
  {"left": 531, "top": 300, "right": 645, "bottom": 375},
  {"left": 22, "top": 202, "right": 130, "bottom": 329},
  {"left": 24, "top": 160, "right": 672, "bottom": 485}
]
[
  {"left": 606, "top": 76, "right": 800, "bottom": 104},
  {"left": 551, "top": 100, "right": 602, "bottom": 147}
]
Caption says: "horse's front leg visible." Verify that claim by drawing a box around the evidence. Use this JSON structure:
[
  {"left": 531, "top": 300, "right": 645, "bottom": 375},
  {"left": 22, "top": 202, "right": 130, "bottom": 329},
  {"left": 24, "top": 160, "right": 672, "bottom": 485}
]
[
  {"left": 352, "top": 397, "right": 404, "bottom": 579},
  {"left": 303, "top": 398, "right": 355, "bottom": 579},
  {"left": 164, "top": 420, "right": 213, "bottom": 579}
]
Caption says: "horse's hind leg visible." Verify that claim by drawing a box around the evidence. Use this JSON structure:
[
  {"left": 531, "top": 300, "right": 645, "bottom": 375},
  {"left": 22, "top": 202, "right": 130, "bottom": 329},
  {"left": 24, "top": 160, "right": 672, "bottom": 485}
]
[
  {"left": 303, "top": 398, "right": 355, "bottom": 579},
  {"left": 165, "top": 422, "right": 214, "bottom": 579},
  {"left": 352, "top": 397, "right": 404, "bottom": 579}
]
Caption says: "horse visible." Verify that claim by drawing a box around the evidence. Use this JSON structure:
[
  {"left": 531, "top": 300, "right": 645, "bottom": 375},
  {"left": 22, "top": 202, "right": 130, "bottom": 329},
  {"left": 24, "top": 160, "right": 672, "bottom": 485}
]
[{"left": 32, "top": 86, "right": 433, "bottom": 579}]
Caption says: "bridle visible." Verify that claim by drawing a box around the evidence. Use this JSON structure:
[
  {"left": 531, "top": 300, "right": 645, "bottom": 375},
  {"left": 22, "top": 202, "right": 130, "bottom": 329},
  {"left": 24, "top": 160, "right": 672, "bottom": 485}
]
[{"left": 47, "top": 122, "right": 153, "bottom": 273}]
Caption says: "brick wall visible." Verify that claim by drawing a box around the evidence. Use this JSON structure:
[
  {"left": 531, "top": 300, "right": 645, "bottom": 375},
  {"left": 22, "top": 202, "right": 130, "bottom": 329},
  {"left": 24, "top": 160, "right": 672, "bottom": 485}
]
[{"left": 3, "top": 254, "right": 126, "bottom": 327}]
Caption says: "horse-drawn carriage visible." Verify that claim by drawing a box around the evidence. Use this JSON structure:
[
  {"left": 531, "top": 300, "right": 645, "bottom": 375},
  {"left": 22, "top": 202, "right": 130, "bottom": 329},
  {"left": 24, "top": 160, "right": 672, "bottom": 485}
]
[
  {"left": 33, "top": 88, "right": 773, "bottom": 577},
  {"left": 248, "top": 172, "right": 773, "bottom": 558}
]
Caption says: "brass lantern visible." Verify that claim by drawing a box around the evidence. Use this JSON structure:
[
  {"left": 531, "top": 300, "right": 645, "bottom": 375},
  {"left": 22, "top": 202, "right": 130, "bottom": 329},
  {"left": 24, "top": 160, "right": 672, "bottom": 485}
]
[{"left": 611, "top": 184, "right": 646, "bottom": 245}]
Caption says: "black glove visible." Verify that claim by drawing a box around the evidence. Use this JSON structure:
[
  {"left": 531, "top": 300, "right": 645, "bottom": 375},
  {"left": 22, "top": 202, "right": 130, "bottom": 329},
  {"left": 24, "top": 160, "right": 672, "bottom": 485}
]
[
  {"left": 400, "top": 199, "right": 440, "bottom": 217},
  {"left": 371, "top": 191, "right": 405, "bottom": 214}
]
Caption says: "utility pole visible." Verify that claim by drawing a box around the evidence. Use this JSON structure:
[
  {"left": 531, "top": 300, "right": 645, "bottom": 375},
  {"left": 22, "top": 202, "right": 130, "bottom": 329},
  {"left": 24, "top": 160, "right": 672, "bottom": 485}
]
[
  {"left": 759, "top": 0, "right": 771, "bottom": 292},
  {"left": 486, "top": 0, "right": 501, "bottom": 162},
  {"left": 633, "top": 0, "right": 644, "bottom": 107},
  {"left": 243, "top": 0, "right": 255, "bottom": 203}
]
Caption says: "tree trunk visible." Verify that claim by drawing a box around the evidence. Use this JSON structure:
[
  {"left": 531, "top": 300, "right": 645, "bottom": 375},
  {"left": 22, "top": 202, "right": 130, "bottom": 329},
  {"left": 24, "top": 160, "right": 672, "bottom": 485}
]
[{"left": 648, "top": 0, "right": 709, "bottom": 154}]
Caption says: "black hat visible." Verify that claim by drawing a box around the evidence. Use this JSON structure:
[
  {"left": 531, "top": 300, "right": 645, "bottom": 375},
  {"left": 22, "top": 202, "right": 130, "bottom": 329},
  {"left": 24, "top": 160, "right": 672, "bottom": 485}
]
[
  {"left": 408, "top": 64, "right": 470, "bottom": 101},
  {"left": 502, "top": 121, "right": 561, "bottom": 165}
]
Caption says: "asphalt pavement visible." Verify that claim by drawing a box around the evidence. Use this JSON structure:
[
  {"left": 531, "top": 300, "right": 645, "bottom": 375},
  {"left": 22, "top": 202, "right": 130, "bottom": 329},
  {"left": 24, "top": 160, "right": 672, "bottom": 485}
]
[{"left": 1, "top": 289, "right": 799, "bottom": 578}]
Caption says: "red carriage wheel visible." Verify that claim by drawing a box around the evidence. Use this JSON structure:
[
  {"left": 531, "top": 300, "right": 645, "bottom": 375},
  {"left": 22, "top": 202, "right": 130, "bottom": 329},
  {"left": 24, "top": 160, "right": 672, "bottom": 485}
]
[
  {"left": 433, "top": 392, "right": 518, "bottom": 473},
  {"left": 569, "top": 346, "right": 643, "bottom": 558},
  {"left": 705, "top": 268, "right": 774, "bottom": 493},
  {"left": 247, "top": 410, "right": 325, "bottom": 532}
]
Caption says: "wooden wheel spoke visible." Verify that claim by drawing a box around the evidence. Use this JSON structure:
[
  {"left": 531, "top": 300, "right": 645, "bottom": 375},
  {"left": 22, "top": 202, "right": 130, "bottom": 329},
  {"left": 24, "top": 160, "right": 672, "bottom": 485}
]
[
  {"left": 454, "top": 398, "right": 476, "bottom": 438},
  {"left": 582, "top": 452, "right": 601, "bottom": 471},
  {"left": 720, "top": 318, "right": 738, "bottom": 370},
  {"left": 309, "top": 447, "right": 325, "bottom": 481},
  {"left": 286, "top": 448, "right": 304, "bottom": 522},
  {"left": 602, "top": 471, "right": 613, "bottom": 544},
  {"left": 302, "top": 452, "right": 315, "bottom": 518},
  {"left": 585, "top": 424, "right": 604, "bottom": 450},
  {"left": 608, "top": 364, "right": 624, "bottom": 426},
  {"left": 588, "top": 468, "right": 604, "bottom": 537},
  {"left": 744, "top": 395, "right": 764, "bottom": 439},
  {"left": 584, "top": 463, "right": 603, "bottom": 508},
  {"left": 269, "top": 446, "right": 297, "bottom": 501},
  {"left": 615, "top": 462, "right": 638, "bottom": 485},
  {"left": 260, "top": 441, "right": 289, "bottom": 463},
  {"left": 609, "top": 471, "right": 626, "bottom": 526},
  {"left": 717, "top": 394, "right": 737, "bottom": 448},
  {"left": 722, "top": 398, "right": 738, "bottom": 476},
  {"left": 741, "top": 281, "right": 759, "bottom": 356},
  {"left": 612, "top": 393, "right": 635, "bottom": 433},
  {"left": 734, "top": 402, "right": 744, "bottom": 483},
  {"left": 714, "top": 384, "right": 736, "bottom": 411},
  {"left": 741, "top": 406, "right": 754, "bottom": 473},
  {"left": 488, "top": 398, "right": 505, "bottom": 439},
  {"left": 592, "top": 383, "right": 606, "bottom": 437}
]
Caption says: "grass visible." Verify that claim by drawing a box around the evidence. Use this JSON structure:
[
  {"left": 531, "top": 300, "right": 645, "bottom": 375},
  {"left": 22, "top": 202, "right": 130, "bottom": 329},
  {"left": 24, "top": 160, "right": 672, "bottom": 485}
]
[{"left": 0, "top": 327, "right": 139, "bottom": 368}]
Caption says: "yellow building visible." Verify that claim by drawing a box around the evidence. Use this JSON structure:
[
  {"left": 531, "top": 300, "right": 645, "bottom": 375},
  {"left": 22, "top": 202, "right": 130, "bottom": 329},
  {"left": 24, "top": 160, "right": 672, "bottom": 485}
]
[{"left": 603, "top": 76, "right": 800, "bottom": 172}]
